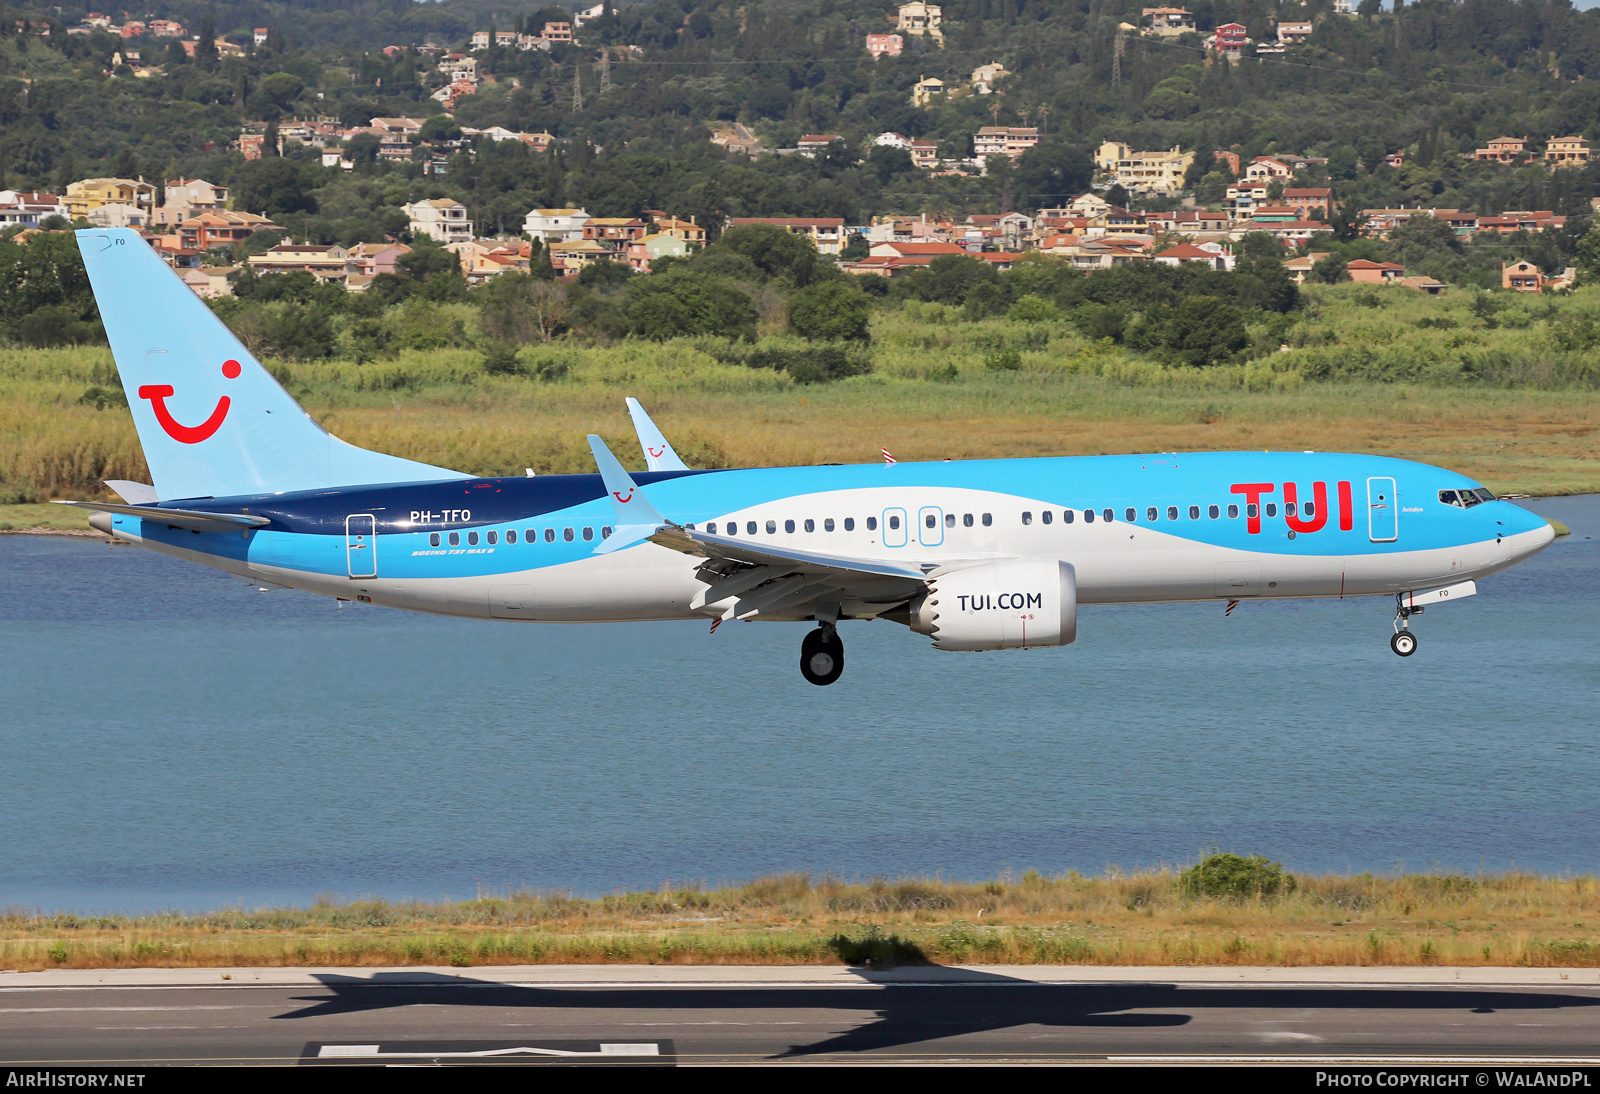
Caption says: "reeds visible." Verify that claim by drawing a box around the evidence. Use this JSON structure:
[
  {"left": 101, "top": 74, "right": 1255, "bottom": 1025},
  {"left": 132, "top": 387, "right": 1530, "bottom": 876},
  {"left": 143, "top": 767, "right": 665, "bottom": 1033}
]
[{"left": 6, "top": 871, "right": 1600, "bottom": 971}]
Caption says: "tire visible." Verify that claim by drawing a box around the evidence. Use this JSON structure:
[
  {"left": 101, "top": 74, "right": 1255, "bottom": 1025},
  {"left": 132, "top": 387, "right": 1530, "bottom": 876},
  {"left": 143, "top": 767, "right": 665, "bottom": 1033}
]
[
  {"left": 800, "top": 627, "right": 844, "bottom": 686},
  {"left": 1390, "top": 631, "right": 1418, "bottom": 657}
]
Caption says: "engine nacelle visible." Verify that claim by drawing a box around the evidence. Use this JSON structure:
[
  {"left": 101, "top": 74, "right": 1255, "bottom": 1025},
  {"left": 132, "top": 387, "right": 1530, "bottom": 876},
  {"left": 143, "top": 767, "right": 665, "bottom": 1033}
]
[{"left": 910, "top": 559, "right": 1077, "bottom": 651}]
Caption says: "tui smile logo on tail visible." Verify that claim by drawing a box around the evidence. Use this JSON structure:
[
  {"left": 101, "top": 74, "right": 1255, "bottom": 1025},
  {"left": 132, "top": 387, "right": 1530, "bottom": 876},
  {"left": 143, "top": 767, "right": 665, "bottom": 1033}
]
[
  {"left": 613, "top": 489, "right": 635, "bottom": 503},
  {"left": 138, "top": 360, "right": 241, "bottom": 444}
]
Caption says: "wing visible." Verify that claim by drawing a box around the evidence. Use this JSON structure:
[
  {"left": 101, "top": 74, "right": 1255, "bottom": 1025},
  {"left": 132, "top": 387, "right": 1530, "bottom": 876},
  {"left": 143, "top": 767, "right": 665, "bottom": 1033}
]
[{"left": 649, "top": 525, "right": 928, "bottom": 622}]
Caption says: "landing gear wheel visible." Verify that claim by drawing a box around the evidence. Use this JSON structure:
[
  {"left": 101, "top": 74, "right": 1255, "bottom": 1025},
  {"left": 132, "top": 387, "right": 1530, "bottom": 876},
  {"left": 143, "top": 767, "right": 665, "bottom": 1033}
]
[
  {"left": 1390, "top": 631, "right": 1418, "bottom": 657},
  {"left": 800, "top": 626, "right": 844, "bottom": 686}
]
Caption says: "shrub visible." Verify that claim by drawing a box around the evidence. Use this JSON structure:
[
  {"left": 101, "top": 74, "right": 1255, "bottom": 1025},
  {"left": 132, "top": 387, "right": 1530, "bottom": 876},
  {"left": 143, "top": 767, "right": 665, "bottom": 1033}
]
[
  {"left": 826, "top": 927, "right": 926, "bottom": 968},
  {"left": 1178, "top": 853, "right": 1297, "bottom": 900},
  {"left": 77, "top": 384, "right": 127, "bottom": 410},
  {"left": 743, "top": 345, "right": 872, "bottom": 383},
  {"left": 480, "top": 342, "right": 523, "bottom": 376},
  {"left": 983, "top": 348, "right": 1022, "bottom": 371},
  {"left": 787, "top": 280, "right": 871, "bottom": 341},
  {"left": 18, "top": 305, "right": 100, "bottom": 347},
  {"left": 1007, "top": 293, "right": 1063, "bottom": 323},
  {"left": 1157, "top": 295, "right": 1250, "bottom": 368}
]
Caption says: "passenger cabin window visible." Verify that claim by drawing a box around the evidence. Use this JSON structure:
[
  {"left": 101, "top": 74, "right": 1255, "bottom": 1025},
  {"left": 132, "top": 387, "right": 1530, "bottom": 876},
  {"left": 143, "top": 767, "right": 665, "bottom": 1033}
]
[
  {"left": 1265, "top": 503, "right": 1278, "bottom": 518},
  {"left": 1127, "top": 508, "right": 1138, "bottom": 522},
  {"left": 506, "top": 531, "right": 516, "bottom": 544},
  {"left": 487, "top": 531, "right": 498, "bottom": 545},
  {"left": 449, "top": 531, "right": 460, "bottom": 546},
  {"left": 430, "top": 533, "right": 440, "bottom": 547},
  {"left": 1228, "top": 504, "right": 1240, "bottom": 519},
  {"left": 582, "top": 527, "right": 594, "bottom": 541},
  {"left": 1084, "top": 510, "right": 1095, "bottom": 523},
  {"left": 1103, "top": 509, "right": 1114, "bottom": 522},
  {"left": 726, "top": 523, "right": 737, "bottom": 536},
  {"left": 825, "top": 518, "right": 836, "bottom": 531},
  {"left": 863, "top": 517, "right": 874, "bottom": 531},
  {"left": 747, "top": 521, "right": 757, "bottom": 534},
  {"left": 963, "top": 513, "right": 973, "bottom": 527},
  {"left": 1145, "top": 507, "right": 1156, "bottom": 522},
  {"left": 1247, "top": 504, "right": 1258, "bottom": 519},
  {"left": 526, "top": 528, "right": 536, "bottom": 541},
  {"left": 1189, "top": 505, "right": 1200, "bottom": 520},
  {"left": 1042, "top": 510, "right": 1053, "bottom": 525},
  {"left": 1303, "top": 502, "right": 1316, "bottom": 517},
  {"left": 1164, "top": 506, "right": 1176, "bottom": 521},
  {"left": 707, "top": 522, "right": 717, "bottom": 534},
  {"left": 1209, "top": 505, "right": 1220, "bottom": 519},
  {"left": 944, "top": 513, "right": 955, "bottom": 527},
  {"left": 563, "top": 527, "right": 574, "bottom": 542},
  {"left": 886, "top": 515, "right": 899, "bottom": 530},
  {"left": 544, "top": 528, "right": 556, "bottom": 543},
  {"left": 1021, "top": 511, "right": 1032, "bottom": 525},
  {"left": 1062, "top": 510, "right": 1074, "bottom": 524},
  {"left": 805, "top": 519, "right": 815, "bottom": 532},
  {"left": 602, "top": 526, "right": 613, "bottom": 538},
  {"left": 766, "top": 520, "right": 777, "bottom": 534},
  {"left": 467, "top": 531, "right": 479, "bottom": 546},
  {"left": 785, "top": 519, "right": 795, "bottom": 533},
  {"left": 982, "top": 513, "right": 992, "bottom": 527}
]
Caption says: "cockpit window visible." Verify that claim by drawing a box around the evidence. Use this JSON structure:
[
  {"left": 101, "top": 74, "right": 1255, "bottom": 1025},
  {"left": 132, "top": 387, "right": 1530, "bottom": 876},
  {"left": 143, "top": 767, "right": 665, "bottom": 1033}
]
[{"left": 1440, "top": 488, "right": 1493, "bottom": 509}]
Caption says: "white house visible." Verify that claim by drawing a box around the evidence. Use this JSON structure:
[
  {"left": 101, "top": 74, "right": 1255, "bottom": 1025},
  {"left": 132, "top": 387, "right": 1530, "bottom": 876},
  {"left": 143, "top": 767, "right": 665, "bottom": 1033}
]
[
  {"left": 873, "top": 132, "right": 913, "bottom": 150},
  {"left": 86, "top": 202, "right": 148, "bottom": 228},
  {"left": 522, "top": 207, "right": 591, "bottom": 243},
  {"left": 404, "top": 197, "right": 473, "bottom": 243}
]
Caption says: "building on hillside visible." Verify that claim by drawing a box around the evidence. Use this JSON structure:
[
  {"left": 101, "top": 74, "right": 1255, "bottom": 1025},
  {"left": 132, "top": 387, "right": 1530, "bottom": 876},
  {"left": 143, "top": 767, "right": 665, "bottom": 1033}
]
[
  {"left": 147, "top": 19, "right": 183, "bottom": 36},
  {"left": 180, "top": 266, "right": 240, "bottom": 299},
  {"left": 874, "top": 132, "right": 912, "bottom": 150},
  {"left": 1397, "top": 275, "right": 1447, "bottom": 295},
  {"left": 1282, "top": 187, "right": 1332, "bottom": 220},
  {"left": 1153, "top": 242, "right": 1233, "bottom": 271},
  {"left": 547, "top": 239, "right": 609, "bottom": 274},
  {"left": 1284, "top": 252, "right": 1330, "bottom": 284},
  {"left": 710, "top": 124, "right": 763, "bottom": 156},
  {"left": 974, "top": 127, "right": 1039, "bottom": 160},
  {"left": 583, "top": 217, "right": 648, "bottom": 252},
  {"left": 1208, "top": 22, "right": 1249, "bottom": 55},
  {"left": 1213, "top": 149, "right": 1241, "bottom": 175},
  {"left": 1244, "top": 156, "right": 1292, "bottom": 181},
  {"left": 1142, "top": 7, "right": 1193, "bottom": 35},
  {"left": 1477, "top": 210, "right": 1564, "bottom": 234},
  {"left": 866, "top": 33, "right": 903, "bottom": 58},
  {"left": 523, "top": 207, "right": 591, "bottom": 243},
  {"left": 1474, "top": 136, "right": 1528, "bottom": 162},
  {"left": 1261, "top": 220, "right": 1335, "bottom": 247},
  {"left": 1347, "top": 259, "right": 1406, "bottom": 283},
  {"left": 911, "top": 75, "right": 946, "bottom": 107},
  {"left": 253, "top": 28, "right": 269, "bottom": 45},
  {"left": 1277, "top": 21, "right": 1313, "bottom": 45},
  {"left": 910, "top": 141, "right": 939, "bottom": 169},
  {"left": 178, "top": 210, "right": 279, "bottom": 251},
  {"left": 727, "top": 217, "right": 846, "bottom": 255},
  {"left": 246, "top": 241, "right": 351, "bottom": 281},
  {"left": 404, "top": 198, "right": 472, "bottom": 243},
  {"left": 64, "top": 178, "right": 155, "bottom": 219},
  {"left": 650, "top": 216, "right": 706, "bottom": 249},
  {"left": 971, "top": 61, "right": 1008, "bottom": 92},
  {"left": 1545, "top": 136, "right": 1593, "bottom": 165},
  {"left": 86, "top": 202, "right": 148, "bottom": 228},
  {"left": 346, "top": 242, "right": 411, "bottom": 277},
  {"left": 1502, "top": 260, "right": 1544, "bottom": 291},
  {"left": 897, "top": 2, "right": 942, "bottom": 35},
  {"left": 574, "top": 4, "right": 608, "bottom": 26},
  {"left": 798, "top": 134, "right": 844, "bottom": 158},
  {"left": 1224, "top": 182, "right": 1269, "bottom": 218},
  {"left": 627, "top": 232, "right": 691, "bottom": 273},
  {"left": 151, "top": 178, "right": 228, "bottom": 227},
  {"left": 1095, "top": 143, "right": 1195, "bottom": 194},
  {"left": 542, "top": 21, "right": 574, "bottom": 44},
  {"left": 0, "top": 190, "right": 68, "bottom": 228}
]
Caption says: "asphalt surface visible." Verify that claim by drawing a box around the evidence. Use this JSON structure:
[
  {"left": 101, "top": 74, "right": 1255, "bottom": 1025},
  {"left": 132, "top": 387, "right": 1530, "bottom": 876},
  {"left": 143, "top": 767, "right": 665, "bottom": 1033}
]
[{"left": 5, "top": 967, "right": 1600, "bottom": 1065}]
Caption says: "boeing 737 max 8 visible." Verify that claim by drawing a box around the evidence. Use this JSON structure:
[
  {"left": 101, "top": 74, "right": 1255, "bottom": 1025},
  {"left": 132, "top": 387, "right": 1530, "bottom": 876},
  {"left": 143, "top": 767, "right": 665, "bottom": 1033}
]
[{"left": 59, "top": 229, "right": 1556, "bottom": 684}]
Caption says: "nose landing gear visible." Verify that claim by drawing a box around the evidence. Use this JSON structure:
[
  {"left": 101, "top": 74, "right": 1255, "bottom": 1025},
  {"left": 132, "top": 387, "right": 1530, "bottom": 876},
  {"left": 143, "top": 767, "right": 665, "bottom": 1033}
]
[
  {"left": 1391, "top": 593, "right": 1421, "bottom": 657},
  {"left": 800, "top": 623, "right": 845, "bottom": 686}
]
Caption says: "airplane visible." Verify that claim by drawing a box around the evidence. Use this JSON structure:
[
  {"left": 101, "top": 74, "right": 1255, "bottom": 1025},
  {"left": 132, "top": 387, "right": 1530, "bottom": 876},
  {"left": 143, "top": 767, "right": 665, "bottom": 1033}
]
[{"left": 58, "top": 228, "right": 1556, "bottom": 686}]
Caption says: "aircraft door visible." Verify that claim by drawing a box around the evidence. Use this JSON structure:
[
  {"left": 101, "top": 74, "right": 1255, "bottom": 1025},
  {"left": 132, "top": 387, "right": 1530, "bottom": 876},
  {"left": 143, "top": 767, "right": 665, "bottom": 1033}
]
[
  {"left": 345, "top": 514, "right": 377, "bottom": 578},
  {"left": 882, "top": 507, "right": 908, "bottom": 548},
  {"left": 918, "top": 506, "right": 944, "bottom": 547},
  {"left": 1367, "top": 477, "right": 1398, "bottom": 542}
]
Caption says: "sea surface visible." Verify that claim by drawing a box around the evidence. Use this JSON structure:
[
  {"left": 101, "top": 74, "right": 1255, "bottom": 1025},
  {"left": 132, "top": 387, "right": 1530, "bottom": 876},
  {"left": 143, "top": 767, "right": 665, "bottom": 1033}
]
[{"left": 1, "top": 496, "right": 1597, "bottom": 914}]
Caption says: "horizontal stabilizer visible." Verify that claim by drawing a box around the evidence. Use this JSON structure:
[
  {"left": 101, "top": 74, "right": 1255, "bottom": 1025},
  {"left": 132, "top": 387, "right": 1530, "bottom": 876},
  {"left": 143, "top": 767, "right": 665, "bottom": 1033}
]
[
  {"left": 53, "top": 499, "right": 270, "bottom": 531},
  {"left": 104, "top": 480, "right": 158, "bottom": 504}
]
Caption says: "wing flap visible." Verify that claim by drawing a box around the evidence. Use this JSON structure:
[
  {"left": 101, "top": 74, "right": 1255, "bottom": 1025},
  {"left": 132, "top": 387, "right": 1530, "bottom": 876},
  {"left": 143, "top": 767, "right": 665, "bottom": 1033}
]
[{"left": 650, "top": 525, "right": 927, "bottom": 581}]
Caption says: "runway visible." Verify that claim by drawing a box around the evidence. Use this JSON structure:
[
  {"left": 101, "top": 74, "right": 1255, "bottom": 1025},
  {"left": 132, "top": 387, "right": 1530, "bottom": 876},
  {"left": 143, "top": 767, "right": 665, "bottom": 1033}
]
[{"left": 4, "top": 966, "right": 1600, "bottom": 1066}]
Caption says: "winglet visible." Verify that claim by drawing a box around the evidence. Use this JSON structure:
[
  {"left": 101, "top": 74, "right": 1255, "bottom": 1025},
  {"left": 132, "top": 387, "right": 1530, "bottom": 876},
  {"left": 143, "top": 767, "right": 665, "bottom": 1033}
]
[
  {"left": 587, "top": 434, "right": 669, "bottom": 553},
  {"left": 626, "top": 398, "right": 690, "bottom": 472}
]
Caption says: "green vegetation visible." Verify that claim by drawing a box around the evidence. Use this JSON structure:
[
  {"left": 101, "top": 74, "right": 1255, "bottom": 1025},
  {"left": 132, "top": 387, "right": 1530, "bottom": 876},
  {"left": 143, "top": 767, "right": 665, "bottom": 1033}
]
[
  {"left": 1179, "top": 853, "right": 1297, "bottom": 900},
  {"left": 8, "top": 868, "right": 1600, "bottom": 971}
]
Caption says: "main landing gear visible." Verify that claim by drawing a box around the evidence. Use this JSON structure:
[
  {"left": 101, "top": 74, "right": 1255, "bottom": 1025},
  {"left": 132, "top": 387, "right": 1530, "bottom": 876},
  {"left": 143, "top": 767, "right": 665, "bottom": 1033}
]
[
  {"left": 801, "top": 623, "right": 845, "bottom": 686},
  {"left": 1390, "top": 593, "right": 1421, "bottom": 657}
]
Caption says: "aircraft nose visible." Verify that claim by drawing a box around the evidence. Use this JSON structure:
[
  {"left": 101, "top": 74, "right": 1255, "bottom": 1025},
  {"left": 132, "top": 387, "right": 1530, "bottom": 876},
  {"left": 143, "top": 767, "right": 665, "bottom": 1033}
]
[{"left": 1501, "top": 504, "right": 1556, "bottom": 557}]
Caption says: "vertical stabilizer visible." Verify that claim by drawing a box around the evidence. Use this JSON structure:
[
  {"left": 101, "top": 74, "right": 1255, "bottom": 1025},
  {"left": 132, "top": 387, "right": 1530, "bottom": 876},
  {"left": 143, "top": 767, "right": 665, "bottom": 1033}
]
[{"left": 76, "top": 228, "right": 467, "bottom": 500}]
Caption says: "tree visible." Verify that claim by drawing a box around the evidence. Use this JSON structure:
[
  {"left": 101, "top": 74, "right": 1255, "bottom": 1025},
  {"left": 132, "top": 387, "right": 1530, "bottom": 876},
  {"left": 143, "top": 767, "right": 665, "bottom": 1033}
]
[
  {"left": 418, "top": 114, "right": 463, "bottom": 144},
  {"left": 709, "top": 223, "right": 821, "bottom": 284},
  {"left": 111, "top": 148, "right": 138, "bottom": 180},
  {"left": 1158, "top": 295, "right": 1250, "bottom": 367},
  {"left": 1012, "top": 141, "right": 1094, "bottom": 211},
  {"left": 1311, "top": 254, "right": 1348, "bottom": 283},
  {"left": 622, "top": 274, "right": 758, "bottom": 340},
  {"left": 788, "top": 280, "right": 871, "bottom": 341},
  {"left": 1328, "top": 200, "right": 1365, "bottom": 243},
  {"left": 576, "top": 258, "right": 633, "bottom": 288},
  {"left": 867, "top": 144, "right": 913, "bottom": 183},
  {"left": 398, "top": 239, "right": 466, "bottom": 301},
  {"left": 231, "top": 159, "right": 317, "bottom": 216}
]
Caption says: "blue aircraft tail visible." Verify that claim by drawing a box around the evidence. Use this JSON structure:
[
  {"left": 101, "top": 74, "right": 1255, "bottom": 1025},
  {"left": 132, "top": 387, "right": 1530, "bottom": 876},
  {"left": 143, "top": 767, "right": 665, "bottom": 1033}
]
[{"left": 76, "top": 228, "right": 467, "bottom": 501}]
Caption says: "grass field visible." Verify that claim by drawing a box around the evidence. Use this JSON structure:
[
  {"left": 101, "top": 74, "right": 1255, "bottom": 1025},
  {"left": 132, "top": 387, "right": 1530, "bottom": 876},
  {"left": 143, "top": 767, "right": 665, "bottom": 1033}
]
[
  {"left": 7, "top": 871, "right": 1600, "bottom": 972},
  {"left": 3, "top": 284, "right": 1599, "bottom": 529}
]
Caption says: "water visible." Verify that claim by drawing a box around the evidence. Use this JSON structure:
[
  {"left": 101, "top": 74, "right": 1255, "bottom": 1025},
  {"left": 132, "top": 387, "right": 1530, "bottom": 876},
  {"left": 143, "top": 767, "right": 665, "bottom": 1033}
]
[{"left": 2, "top": 498, "right": 1597, "bottom": 913}]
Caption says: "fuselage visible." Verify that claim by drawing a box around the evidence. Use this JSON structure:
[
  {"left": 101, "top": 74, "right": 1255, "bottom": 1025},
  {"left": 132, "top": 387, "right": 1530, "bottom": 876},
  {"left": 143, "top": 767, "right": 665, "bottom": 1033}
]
[{"left": 100, "top": 451, "right": 1555, "bottom": 625}]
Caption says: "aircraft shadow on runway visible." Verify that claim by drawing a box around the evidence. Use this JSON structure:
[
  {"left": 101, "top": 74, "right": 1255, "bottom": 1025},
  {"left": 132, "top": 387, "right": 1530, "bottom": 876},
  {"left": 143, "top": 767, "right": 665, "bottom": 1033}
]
[{"left": 273, "top": 968, "right": 1600, "bottom": 1059}]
